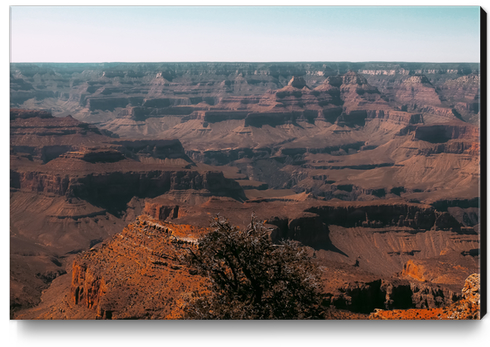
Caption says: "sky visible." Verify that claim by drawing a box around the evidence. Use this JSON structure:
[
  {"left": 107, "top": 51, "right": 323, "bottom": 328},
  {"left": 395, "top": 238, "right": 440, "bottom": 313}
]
[{"left": 9, "top": 5, "right": 481, "bottom": 63}]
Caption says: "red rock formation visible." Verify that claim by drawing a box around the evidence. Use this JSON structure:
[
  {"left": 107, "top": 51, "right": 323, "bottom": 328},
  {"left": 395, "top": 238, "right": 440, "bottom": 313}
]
[
  {"left": 402, "top": 259, "right": 427, "bottom": 282},
  {"left": 394, "top": 121, "right": 479, "bottom": 160},
  {"left": 325, "top": 277, "right": 460, "bottom": 313},
  {"left": 339, "top": 71, "right": 385, "bottom": 109},
  {"left": 365, "top": 110, "right": 422, "bottom": 125},
  {"left": 143, "top": 199, "right": 179, "bottom": 221},
  {"left": 69, "top": 215, "right": 208, "bottom": 319},
  {"left": 401, "top": 257, "right": 477, "bottom": 290},
  {"left": 10, "top": 110, "right": 110, "bottom": 162},
  {"left": 71, "top": 263, "right": 108, "bottom": 312},
  {"left": 439, "top": 73, "right": 480, "bottom": 104},
  {"left": 305, "top": 201, "right": 441, "bottom": 230},
  {"left": 369, "top": 273, "right": 480, "bottom": 319},
  {"left": 12, "top": 164, "right": 246, "bottom": 212},
  {"left": 395, "top": 74, "right": 442, "bottom": 106},
  {"left": 412, "top": 123, "right": 478, "bottom": 142},
  {"left": 57, "top": 147, "right": 126, "bottom": 163},
  {"left": 468, "top": 142, "right": 480, "bottom": 156}
]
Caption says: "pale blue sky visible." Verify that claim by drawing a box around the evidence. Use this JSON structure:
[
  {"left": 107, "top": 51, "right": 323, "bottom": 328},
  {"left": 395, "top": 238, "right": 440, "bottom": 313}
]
[{"left": 10, "top": 6, "right": 481, "bottom": 62}]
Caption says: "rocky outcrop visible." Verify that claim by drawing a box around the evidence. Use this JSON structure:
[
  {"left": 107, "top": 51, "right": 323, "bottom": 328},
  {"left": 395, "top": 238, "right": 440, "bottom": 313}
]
[
  {"left": 202, "top": 110, "right": 249, "bottom": 123},
  {"left": 365, "top": 110, "right": 422, "bottom": 125},
  {"left": 430, "top": 198, "right": 480, "bottom": 212},
  {"left": 244, "top": 112, "right": 301, "bottom": 127},
  {"left": 70, "top": 215, "right": 208, "bottom": 319},
  {"left": 270, "top": 212, "right": 331, "bottom": 249},
  {"left": 10, "top": 110, "right": 110, "bottom": 162},
  {"left": 341, "top": 71, "right": 375, "bottom": 88},
  {"left": 305, "top": 202, "right": 455, "bottom": 230},
  {"left": 12, "top": 108, "right": 244, "bottom": 184},
  {"left": 313, "top": 71, "right": 396, "bottom": 128},
  {"left": 10, "top": 111, "right": 103, "bottom": 138},
  {"left": 111, "top": 139, "right": 194, "bottom": 163},
  {"left": 416, "top": 141, "right": 478, "bottom": 155},
  {"left": 71, "top": 262, "right": 108, "bottom": 315},
  {"left": 186, "top": 147, "right": 272, "bottom": 165},
  {"left": 415, "top": 105, "right": 464, "bottom": 121},
  {"left": 86, "top": 97, "right": 132, "bottom": 111},
  {"left": 401, "top": 257, "right": 478, "bottom": 287},
  {"left": 327, "top": 278, "right": 460, "bottom": 314},
  {"left": 410, "top": 123, "right": 478, "bottom": 143},
  {"left": 439, "top": 73, "right": 480, "bottom": 104},
  {"left": 12, "top": 168, "right": 246, "bottom": 212},
  {"left": 395, "top": 74, "right": 442, "bottom": 106},
  {"left": 143, "top": 199, "right": 179, "bottom": 221},
  {"left": 12, "top": 190, "right": 481, "bottom": 319},
  {"left": 369, "top": 273, "right": 480, "bottom": 319},
  {"left": 58, "top": 148, "right": 126, "bottom": 163},
  {"left": 456, "top": 273, "right": 480, "bottom": 319},
  {"left": 340, "top": 71, "right": 382, "bottom": 102}
]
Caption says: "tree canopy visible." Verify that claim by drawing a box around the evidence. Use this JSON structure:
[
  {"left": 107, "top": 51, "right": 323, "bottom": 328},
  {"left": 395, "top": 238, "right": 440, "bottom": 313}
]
[{"left": 181, "top": 215, "right": 325, "bottom": 319}]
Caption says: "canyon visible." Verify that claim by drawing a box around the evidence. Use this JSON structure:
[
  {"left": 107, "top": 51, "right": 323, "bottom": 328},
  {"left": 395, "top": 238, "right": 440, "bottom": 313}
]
[{"left": 10, "top": 62, "right": 481, "bottom": 319}]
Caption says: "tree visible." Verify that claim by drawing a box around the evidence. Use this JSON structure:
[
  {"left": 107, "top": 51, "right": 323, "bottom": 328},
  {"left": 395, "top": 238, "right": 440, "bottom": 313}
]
[{"left": 181, "top": 215, "right": 325, "bottom": 319}]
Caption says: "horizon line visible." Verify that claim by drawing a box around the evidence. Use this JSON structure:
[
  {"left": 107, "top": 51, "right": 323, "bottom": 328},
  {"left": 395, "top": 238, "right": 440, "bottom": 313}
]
[{"left": 10, "top": 61, "right": 481, "bottom": 64}]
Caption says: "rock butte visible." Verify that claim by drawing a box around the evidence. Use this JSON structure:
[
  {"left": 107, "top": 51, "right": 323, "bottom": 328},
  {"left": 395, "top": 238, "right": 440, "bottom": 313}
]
[{"left": 10, "top": 62, "right": 481, "bottom": 319}]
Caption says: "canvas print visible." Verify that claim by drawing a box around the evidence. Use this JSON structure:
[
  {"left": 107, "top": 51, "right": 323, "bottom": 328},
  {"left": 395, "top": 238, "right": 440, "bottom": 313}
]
[{"left": 9, "top": 6, "right": 483, "bottom": 320}]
